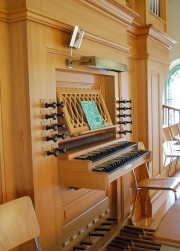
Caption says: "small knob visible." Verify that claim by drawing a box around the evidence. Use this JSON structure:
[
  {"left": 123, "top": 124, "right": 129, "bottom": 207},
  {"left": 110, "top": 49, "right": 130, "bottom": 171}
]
[
  {"left": 46, "top": 135, "right": 59, "bottom": 142},
  {"left": 46, "top": 133, "right": 66, "bottom": 142},
  {"left": 46, "top": 123, "right": 66, "bottom": 131},
  {"left": 45, "top": 102, "right": 57, "bottom": 109},
  {"left": 47, "top": 149, "right": 60, "bottom": 157},
  {"left": 125, "top": 130, "right": 132, "bottom": 134},
  {"left": 119, "top": 131, "right": 127, "bottom": 135},
  {"left": 45, "top": 101, "right": 65, "bottom": 108},
  {"left": 118, "top": 99, "right": 131, "bottom": 104},
  {"left": 46, "top": 147, "right": 66, "bottom": 157},
  {"left": 46, "top": 124, "right": 58, "bottom": 131},
  {"left": 57, "top": 133, "right": 66, "bottom": 140},
  {"left": 118, "top": 114, "right": 131, "bottom": 118},
  {"left": 45, "top": 112, "right": 65, "bottom": 120},
  {"left": 126, "top": 121, "right": 132, "bottom": 124},
  {"left": 45, "top": 113, "right": 57, "bottom": 120},
  {"left": 119, "top": 107, "right": 132, "bottom": 111},
  {"left": 58, "top": 112, "right": 65, "bottom": 118},
  {"left": 118, "top": 114, "right": 126, "bottom": 118},
  {"left": 119, "top": 121, "right": 127, "bottom": 125},
  {"left": 58, "top": 123, "right": 66, "bottom": 129}
]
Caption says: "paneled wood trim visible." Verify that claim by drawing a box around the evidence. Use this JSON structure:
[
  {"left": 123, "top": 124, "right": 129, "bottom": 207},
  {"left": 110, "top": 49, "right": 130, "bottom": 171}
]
[
  {"left": 47, "top": 30, "right": 130, "bottom": 56},
  {"left": 0, "top": 81, "right": 6, "bottom": 203},
  {"left": 148, "top": 55, "right": 170, "bottom": 66},
  {"left": 2, "top": 0, "right": 138, "bottom": 28},
  {"left": 3, "top": 8, "right": 130, "bottom": 53},
  {"left": 149, "top": 26, "right": 177, "bottom": 47},
  {"left": 0, "top": 10, "right": 8, "bottom": 21},
  {"left": 76, "top": 0, "right": 139, "bottom": 25},
  {"left": 128, "top": 54, "right": 169, "bottom": 66},
  {"left": 4, "top": 0, "right": 138, "bottom": 26},
  {"left": 128, "top": 23, "right": 177, "bottom": 48},
  {"left": 128, "top": 24, "right": 152, "bottom": 37},
  {"left": 85, "top": 31, "right": 130, "bottom": 52}
]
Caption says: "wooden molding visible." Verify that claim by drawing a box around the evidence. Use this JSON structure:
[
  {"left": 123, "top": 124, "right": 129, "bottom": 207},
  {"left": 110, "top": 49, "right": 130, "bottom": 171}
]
[
  {"left": 148, "top": 55, "right": 170, "bottom": 66},
  {"left": 128, "top": 23, "right": 177, "bottom": 48},
  {"left": 4, "top": 8, "right": 130, "bottom": 54},
  {"left": 2, "top": 0, "right": 138, "bottom": 27},
  {"left": 0, "top": 10, "right": 8, "bottom": 21},
  {"left": 85, "top": 31, "right": 130, "bottom": 53},
  {"left": 75, "top": 0, "right": 139, "bottom": 25},
  {"left": 128, "top": 23, "right": 152, "bottom": 37},
  {"left": 149, "top": 26, "right": 177, "bottom": 48}
]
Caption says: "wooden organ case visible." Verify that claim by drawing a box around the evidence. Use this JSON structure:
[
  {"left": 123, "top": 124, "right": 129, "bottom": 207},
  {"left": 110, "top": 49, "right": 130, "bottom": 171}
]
[
  {"left": 42, "top": 72, "right": 151, "bottom": 251},
  {"left": 1, "top": 0, "right": 173, "bottom": 250}
]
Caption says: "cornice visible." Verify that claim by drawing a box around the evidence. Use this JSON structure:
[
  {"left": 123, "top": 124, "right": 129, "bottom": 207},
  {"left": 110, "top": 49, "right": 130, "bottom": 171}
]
[
  {"left": 2, "top": 0, "right": 138, "bottom": 28},
  {"left": 128, "top": 23, "right": 177, "bottom": 48},
  {"left": 149, "top": 26, "right": 177, "bottom": 48},
  {"left": 75, "top": 0, "right": 139, "bottom": 26},
  {"left": 148, "top": 55, "right": 170, "bottom": 66},
  {"left": 128, "top": 23, "right": 152, "bottom": 37},
  {"left": 2, "top": 8, "right": 130, "bottom": 54}
]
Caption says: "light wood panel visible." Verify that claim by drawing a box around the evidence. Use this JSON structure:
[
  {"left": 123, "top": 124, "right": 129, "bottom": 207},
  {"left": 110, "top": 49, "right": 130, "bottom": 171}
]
[{"left": 0, "top": 15, "right": 17, "bottom": 204}]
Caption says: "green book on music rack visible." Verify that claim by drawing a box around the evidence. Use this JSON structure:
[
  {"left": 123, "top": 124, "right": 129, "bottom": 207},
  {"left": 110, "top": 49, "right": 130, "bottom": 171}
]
[{"left": 81, "top": 100, "right": 105, "bottom": 130}]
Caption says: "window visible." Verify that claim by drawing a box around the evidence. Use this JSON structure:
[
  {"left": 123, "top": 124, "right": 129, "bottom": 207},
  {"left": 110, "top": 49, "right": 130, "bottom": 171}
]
[
  {"left": 167, "top": 67, "right": 180, "bottom": 108},
  {"left": 149, "top": 0, "right": 160, "bottom": 16},
  {"left": 166, "top": 67, "right": 180, "bottom": 124}
]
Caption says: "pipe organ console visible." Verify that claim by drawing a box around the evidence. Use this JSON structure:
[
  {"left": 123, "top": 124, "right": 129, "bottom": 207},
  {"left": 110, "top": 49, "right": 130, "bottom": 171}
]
[
  {"left": 40, "top": 87, "right": 151, "bottom": 250},
  {"left": 42, "top": 87, "right": 151, "bottom": 250}
]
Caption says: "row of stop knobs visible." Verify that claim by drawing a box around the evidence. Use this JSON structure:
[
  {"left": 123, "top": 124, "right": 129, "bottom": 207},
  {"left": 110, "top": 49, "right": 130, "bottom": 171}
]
[
  {"left": 44, "top": 101, "right": 66, "bottom": 157},
  {"left": 117, "top": 99, "right": 132, "bottom": 135}
]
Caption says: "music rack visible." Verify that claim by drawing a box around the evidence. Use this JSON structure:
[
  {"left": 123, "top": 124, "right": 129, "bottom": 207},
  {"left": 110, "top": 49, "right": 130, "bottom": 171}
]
[{"left": 56, "top": 88, "right": 114, "bottom": 136}]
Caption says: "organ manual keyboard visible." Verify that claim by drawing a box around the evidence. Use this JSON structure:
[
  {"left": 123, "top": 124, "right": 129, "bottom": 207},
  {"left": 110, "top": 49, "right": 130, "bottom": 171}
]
[{"left": 58, "top": 137, "right": 151, "bottom": 190}]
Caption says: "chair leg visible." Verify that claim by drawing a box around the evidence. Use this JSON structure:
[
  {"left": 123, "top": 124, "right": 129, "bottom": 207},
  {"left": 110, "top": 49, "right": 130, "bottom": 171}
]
[
  {"left": 131, "top": 169, "right": 139, "bottom": 223},
  {"left": 176, "top": 157, "right": 179, "bottom": 171},
  {"left": 34, "top": 237, "right": 42, "bottom": 251},
  {"left": 174, "top": 191, "right": 177, "bottom": 201},
  {"left": 163, "top": 156, "right": 166, "bottom": 167},
  {"left": 175, "top": 157, "right": 178, "bottom": 171},
  {"left": 169, "top": 157, "right": 173, "bottom": 176},
  {"left": 131, "top": 187, "right": 138, "bottom": 220}
]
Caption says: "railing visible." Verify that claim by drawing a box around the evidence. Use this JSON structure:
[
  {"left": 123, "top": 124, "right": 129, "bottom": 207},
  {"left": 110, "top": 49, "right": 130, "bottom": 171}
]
[{"left": 163, "top": 104, "right": 180, "bottom": 126}]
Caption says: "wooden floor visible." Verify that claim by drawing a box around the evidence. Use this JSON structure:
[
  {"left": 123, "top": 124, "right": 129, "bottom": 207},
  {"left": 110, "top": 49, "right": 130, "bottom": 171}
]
[{"left": 135, "top": 171, "right": 180, "bottom": 229}]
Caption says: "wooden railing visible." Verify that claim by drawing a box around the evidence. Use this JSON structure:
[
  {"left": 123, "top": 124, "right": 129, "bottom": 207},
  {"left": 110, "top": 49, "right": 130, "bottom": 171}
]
[{"left": 163, "top": 104, "right": 180, "bottom": 126}]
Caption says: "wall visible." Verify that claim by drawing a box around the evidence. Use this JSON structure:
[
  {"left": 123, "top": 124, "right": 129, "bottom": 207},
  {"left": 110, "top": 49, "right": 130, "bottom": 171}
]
[{"left": 169, "top": 0, "right": 180, "bottom": 69}]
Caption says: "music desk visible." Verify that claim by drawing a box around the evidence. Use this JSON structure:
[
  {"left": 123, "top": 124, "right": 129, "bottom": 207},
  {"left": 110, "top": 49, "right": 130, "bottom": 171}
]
[{"left": 153, "top": 196, "right": 180, "bottom": 251}]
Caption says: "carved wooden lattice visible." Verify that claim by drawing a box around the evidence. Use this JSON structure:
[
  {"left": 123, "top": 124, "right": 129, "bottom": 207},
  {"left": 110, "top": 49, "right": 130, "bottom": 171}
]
[{"left": 56, "top": 88, "right": 112, "bottom": 136}]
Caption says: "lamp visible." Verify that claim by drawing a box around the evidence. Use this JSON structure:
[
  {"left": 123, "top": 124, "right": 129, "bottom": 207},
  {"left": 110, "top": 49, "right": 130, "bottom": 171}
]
[
  {"left": 79, "top": 56, "right": 127, "bottom": 72},
  {"left": 66, "top": 26, "right": 84, "bottom": 68}
]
